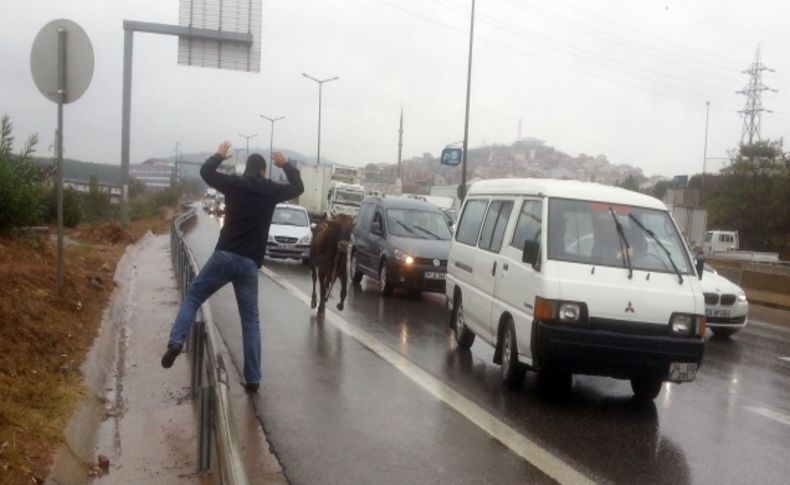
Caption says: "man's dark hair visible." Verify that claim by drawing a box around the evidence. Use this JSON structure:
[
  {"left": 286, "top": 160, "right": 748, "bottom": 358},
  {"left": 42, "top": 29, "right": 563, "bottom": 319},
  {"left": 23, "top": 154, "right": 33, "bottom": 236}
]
[{"left": 244, "top": 153, "right": 267, "bottom": 177}]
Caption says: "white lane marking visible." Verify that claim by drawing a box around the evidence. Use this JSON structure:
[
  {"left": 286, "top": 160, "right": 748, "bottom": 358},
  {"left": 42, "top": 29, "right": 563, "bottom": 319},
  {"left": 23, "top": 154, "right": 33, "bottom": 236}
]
[
  {"left": 260, "top": 266, "right": 593, "bottom": 485},
  {"left": 777, "top": 356, "right": 790, "bottom": 363},
  {"left": 745, "top": 406, "right": 790, "bottom": 427}
]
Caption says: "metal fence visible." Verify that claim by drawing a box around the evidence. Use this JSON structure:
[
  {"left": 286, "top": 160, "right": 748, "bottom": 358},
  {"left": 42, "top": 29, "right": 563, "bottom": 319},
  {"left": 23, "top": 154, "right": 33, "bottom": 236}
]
[{"left": 170, "top": 206, "right": 250, "bottom": 485}]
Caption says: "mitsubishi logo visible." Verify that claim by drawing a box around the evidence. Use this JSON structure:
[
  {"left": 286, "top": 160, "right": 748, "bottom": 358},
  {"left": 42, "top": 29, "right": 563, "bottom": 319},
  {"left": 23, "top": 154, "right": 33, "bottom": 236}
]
[
  {"left": 433, "top": 259, "right": 440, "bottom": 267},
  {"left": 625, "top": 301, "right": 635, "bottom": 313}
]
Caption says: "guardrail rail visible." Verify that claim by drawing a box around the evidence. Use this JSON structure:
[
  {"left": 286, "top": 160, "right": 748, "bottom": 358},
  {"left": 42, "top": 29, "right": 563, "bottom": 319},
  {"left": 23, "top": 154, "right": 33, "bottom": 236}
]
[{"left": 171, "top": 206, "right": 250, "bottom": 485}]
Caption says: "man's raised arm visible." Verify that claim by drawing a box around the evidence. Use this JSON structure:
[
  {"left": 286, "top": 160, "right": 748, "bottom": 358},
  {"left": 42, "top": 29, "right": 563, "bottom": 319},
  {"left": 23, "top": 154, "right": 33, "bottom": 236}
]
[
  {"left": 200, "top": 141, "right": 234, "bottom": 193},
  {"left": 271, "top": 151, "right": 304, "bottom": 202}
]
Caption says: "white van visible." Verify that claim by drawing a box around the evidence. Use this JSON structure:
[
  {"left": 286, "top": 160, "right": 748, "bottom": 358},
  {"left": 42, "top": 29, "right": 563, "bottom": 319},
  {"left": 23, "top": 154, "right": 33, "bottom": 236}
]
[{"left": 446, "top": 179, "right": 707, "bottom": 400}]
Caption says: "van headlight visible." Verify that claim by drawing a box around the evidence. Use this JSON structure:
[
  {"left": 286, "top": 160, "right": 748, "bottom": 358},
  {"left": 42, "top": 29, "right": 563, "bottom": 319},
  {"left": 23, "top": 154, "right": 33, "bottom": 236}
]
[
  {"left": 298, "top": 234, "right": 311, "bottom": 245},
  {"left": 394, "top": 249, "right": 414, "bottom": 265},
  {"left": 670, "top": 313, "right": 706, "bottom": 337},
  {"left": 737, "top": 292, "right": 747, "bottom": 302},
  {"left": 267, "top": 233, "right": 274, "bottom": 243},
  {"left": 558, "top": 302, "right": 582, "bottom": 323},
  {"left": 534, "top": 297, "right": 587, "bottom": 324}
]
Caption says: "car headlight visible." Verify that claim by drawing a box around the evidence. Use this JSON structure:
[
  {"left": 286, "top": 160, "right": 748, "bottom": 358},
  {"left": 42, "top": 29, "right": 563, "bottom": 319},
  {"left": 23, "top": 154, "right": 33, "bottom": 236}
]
[
  {"left": 267, "top": 233, "right": 274, "bottom": 243},
  {"left": 298, "top": 234, "right": 311, "bottom": 245},
  {"left": 394, "top": 249, "right": 414, "bottom": 264},
  {"left": 670, "top": 313, "right": 705, "bottom": 337},
  {"left": 737, "top": 292, "right": 747, "bottom": 302}
]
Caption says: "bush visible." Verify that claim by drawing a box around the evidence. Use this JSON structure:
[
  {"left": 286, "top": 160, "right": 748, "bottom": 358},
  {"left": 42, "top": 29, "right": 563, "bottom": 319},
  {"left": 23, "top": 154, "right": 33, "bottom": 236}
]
[
  {"left": 0, "top": 114, "right": 42, "bottom": 232},
  {"left": 41, "top": 187, "right": 83, "bottom": 228},
  {"left": 130, "top": 186, "right": 180, "bottom": 221}
]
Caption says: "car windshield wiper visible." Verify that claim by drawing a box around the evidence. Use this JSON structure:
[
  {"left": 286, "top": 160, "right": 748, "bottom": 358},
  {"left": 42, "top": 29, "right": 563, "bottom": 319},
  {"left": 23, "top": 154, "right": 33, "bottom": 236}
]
[
  {"left": 628, "top": 214, "right": 684, "bottom": 284},
  {"left": 413, "top": 225, "right": 441, "bottom": 240},
  {"left": 608, "top": 207, "right": 633, "bottom": 279},
  {"left": 394, "top": 220, "right": 420, "bottom": 237}
]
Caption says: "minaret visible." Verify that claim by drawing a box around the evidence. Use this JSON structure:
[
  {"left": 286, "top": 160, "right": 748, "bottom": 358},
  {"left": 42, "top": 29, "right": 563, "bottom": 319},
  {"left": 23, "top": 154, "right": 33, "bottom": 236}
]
[{"left": 397, "top": 107, "right": 404, "bottom": 178}]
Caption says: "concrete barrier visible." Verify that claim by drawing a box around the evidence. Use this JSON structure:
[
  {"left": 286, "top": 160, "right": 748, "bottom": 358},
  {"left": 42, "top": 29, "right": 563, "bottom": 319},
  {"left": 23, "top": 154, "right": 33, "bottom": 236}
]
[{"left": 709, "top": 259, "right": 790, "bottom": 310}]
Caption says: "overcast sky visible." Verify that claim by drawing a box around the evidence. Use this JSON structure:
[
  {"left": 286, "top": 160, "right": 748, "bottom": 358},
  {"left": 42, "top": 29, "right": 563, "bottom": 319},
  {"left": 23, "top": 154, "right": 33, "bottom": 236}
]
[{"left": 2, "top": 0, "right": 789, "bottom": 177}]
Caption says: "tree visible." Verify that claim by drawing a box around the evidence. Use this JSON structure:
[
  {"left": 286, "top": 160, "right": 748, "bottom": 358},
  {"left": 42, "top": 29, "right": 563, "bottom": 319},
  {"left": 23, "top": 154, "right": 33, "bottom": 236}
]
[
  {"left": 0, "top": 114, "right": 42, "bottom": 232},
  {"left": 617, "top": 174, "right": 640, "bottom": 192},
  {"left": 705, "top": 139, "right": 789, "bottom": 250}
]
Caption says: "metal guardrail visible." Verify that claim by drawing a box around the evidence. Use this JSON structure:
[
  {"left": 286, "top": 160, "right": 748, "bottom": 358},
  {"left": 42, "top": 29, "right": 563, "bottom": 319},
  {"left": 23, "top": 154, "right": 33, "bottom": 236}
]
[{"left": 170, "top": 206, "right": 250, "bottom": 485}]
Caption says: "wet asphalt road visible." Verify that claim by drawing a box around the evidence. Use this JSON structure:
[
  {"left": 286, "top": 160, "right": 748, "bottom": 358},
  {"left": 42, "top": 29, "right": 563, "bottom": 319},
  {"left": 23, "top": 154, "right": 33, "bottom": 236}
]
[{"left": 185, "top": 210, "right": 790, "bottom": 484}]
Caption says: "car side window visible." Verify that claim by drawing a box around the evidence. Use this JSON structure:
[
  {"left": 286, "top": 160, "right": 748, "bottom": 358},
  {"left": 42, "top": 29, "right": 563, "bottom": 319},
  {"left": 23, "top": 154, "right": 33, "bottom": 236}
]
[
  {"left": 511, "top": 199, "right": 543, "bottom": 251},
  {"left": 479, "top": 200, "right": 513, "bottom": 252},
  {"left": 372, "top": 211, "right": 385, "bottom": 234},
  {"left": 455, "top": 199, "right": 488, "bottom": 246},
  {"left": 357, "top": 204, "right": 373, "bottom": 231}
]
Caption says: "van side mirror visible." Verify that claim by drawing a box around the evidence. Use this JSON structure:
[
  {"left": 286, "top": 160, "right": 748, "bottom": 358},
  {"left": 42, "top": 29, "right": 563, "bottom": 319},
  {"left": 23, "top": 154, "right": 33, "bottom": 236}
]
[
  {"left": 695, "top": 257, "right": 705, "bottom": 281},
  {"left": 522, "top": 240, "right": 540, "bottom": 268}
]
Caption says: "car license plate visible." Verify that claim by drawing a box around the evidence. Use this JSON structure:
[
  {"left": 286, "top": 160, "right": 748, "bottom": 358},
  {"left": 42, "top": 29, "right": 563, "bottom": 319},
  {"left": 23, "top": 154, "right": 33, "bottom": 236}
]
[
  {"left": 668, "top": 362, "right": 698, "bottom": 382},
  {"left": 705, "top": 308, "right": 730, "bottom": 318},
  {"left": 279, "top": 243, "right": 294, "bottom": 249},
  {"left": 425, "top": 271, "right": 445, "bottom": 280}
]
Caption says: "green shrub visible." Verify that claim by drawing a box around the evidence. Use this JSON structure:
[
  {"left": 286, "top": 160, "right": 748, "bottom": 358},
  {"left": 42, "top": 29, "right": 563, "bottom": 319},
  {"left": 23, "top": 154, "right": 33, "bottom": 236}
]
[
  {"left": 41, "top": 187, "right": 83, "bottom": 228},
  {"left": 0, "top": 114, "right": 42, "bottom": 232}
]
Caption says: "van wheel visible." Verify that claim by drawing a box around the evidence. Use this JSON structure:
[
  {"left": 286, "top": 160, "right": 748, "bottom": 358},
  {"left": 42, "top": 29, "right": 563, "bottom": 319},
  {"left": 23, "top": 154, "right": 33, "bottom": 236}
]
[
  {"left": 350, "top": 252, "right": 363, "bottom": 284},
  {"left": 451, "top": 296, "right": 475, "bottom": 349},
  {"left": 301, "top": 257, "right": 311, "bottom": 267},
  {"left": 500, "top": 319, "right": 526, "bottom": 390},
  {"left": 630, "top": 374, "right": 663, "bottom": 401},
  {"left": 379, "top": 261, "right": 394, "bottom": 296}
]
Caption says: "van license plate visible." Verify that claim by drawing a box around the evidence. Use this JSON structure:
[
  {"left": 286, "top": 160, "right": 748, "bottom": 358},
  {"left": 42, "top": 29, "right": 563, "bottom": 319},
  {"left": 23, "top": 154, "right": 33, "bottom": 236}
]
[
  {"left": 668, "top": 362, "right": 697, "bottom": 382},
  {"left": 425, "top": 272, "right": 445, "bottom": 280}
]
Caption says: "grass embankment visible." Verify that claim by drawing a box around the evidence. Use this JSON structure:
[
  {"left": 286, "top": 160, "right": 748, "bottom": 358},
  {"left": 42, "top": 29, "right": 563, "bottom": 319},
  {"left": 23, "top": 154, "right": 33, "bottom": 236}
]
[{"left": 0, "top": 212, "right": 173, "bottom": 484}]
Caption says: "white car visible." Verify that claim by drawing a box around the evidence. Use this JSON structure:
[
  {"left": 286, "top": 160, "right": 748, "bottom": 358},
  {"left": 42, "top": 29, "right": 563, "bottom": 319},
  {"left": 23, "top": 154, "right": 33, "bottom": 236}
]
[
  {"left": 701, "top": 264, "right": 748, "bottom": 338},
  {"left": 266, "top": 204, "right": 312, "bottom": 265}
]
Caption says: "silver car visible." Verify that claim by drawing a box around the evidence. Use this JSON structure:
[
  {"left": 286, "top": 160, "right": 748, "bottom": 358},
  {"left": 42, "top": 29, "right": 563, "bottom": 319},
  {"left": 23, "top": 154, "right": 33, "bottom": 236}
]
[{"left": 266, "top": 204, "right": 312, "bottom": 265}]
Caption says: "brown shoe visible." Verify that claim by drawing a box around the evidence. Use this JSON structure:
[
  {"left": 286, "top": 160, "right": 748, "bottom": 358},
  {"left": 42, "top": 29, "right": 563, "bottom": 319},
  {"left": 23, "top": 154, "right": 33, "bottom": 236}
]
[{"left": 161, "top": 343, "right": 182, "bottom": 368}]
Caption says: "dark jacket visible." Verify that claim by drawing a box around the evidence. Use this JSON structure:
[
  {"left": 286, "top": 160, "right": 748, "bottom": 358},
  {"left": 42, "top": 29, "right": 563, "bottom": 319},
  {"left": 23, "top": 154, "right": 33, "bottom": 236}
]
[{"left": 200, "top": 153, "right": 304, "bottom": 266}]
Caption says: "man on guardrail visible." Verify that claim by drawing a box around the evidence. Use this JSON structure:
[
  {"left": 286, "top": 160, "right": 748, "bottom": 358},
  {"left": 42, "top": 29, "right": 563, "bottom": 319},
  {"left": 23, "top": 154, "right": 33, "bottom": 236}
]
[{"left": 161, "top": 141, "right": 304, "bottom": 393}]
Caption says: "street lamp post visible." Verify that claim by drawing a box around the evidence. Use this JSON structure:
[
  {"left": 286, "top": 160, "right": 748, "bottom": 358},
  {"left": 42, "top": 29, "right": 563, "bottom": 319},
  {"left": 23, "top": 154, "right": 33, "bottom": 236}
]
[
  {"left": 260, "top": 114, "right": 285, "bottom": 178},
  {"left": 238, "top": 132, "right": 257, "bottom": 163},
  {"left": 459, "top": 0, "right": 477, "bottom": 201},
  {"left": 701, "top": 101, "right": 710, "bottom": 202},
  {"left": 302, "top": 72, "right": 339, "bottom": 165}
]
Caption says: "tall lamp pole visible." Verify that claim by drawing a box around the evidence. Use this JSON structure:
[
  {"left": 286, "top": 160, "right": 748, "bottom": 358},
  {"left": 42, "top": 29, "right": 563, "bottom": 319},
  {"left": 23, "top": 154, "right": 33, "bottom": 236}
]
[
  {"left": 238, "top": 133, "right": 257, "bottom": 162},
  {"left": 459, "top": 0, "right": 477, "bottom": 201},
  {"left": 302, "top": 73, "right": 339, "bottom": 165},
  {"left": 701, "top": 101, "right": 710, "bottom": 202},
  {"left": 260, "top": 114, "right": 285, "bottom": 178}
]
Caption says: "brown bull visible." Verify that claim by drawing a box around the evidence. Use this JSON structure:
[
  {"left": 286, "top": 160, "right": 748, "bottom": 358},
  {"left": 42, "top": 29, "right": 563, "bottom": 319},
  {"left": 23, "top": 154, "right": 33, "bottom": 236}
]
[{"left": 309, "top": 214, "right": 355, "bottom": 317}]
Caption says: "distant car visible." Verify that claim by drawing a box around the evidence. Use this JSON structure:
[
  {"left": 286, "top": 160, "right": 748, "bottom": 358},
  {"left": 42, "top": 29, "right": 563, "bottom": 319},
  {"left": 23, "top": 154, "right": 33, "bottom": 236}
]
[
  {"left": 350, "top": 196, "right": 452, "bottom": 296},
  {"left": 266, "top": 203, "right": 312, "bottom": 265},
  {"left": 701, "top": 264, "right": 748, "bottom": 338}
]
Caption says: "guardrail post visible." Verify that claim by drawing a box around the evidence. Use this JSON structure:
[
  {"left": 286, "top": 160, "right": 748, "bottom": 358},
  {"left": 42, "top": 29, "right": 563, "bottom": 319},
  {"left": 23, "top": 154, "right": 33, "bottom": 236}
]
[
  {"left": 197, "top": 384, "right": 214, "bottom": 472},
  {"left": 191, "top": 320, "right": 205, "bottom": 398}
]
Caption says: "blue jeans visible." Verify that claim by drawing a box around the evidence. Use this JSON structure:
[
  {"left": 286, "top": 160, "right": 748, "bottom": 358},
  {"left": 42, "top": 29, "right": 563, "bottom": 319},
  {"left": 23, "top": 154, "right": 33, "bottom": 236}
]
[{"left": 169, "top": 250, "right": 261, "bottom": 384}]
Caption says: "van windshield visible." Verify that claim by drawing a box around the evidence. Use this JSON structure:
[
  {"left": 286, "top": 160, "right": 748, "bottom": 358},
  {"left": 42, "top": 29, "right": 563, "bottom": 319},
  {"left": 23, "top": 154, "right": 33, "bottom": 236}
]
[{"left": 547, "top": 198, "right": 693, "bottom": 274}]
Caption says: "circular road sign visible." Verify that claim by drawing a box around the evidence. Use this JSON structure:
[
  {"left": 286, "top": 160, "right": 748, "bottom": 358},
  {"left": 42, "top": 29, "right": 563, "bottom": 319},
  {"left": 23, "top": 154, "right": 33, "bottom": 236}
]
[{"left": 30, "top": 19, "right": 94, "bottom": 104}]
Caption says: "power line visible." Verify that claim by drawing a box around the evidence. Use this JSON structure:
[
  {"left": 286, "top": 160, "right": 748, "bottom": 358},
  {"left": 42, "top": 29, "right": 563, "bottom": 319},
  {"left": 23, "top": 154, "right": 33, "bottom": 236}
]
[
  {"left": 427, "top": 0, "right": 742, "bottom": 105},
  {"left": 376, "top": 0, "right": 742, "bottom": 111}
]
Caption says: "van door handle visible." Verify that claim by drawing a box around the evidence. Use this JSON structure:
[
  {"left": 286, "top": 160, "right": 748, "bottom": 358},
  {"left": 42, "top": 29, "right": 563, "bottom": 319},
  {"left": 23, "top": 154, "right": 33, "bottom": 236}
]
[{"left": 491, "top": 261, "right": 497, "bottom": 276}]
